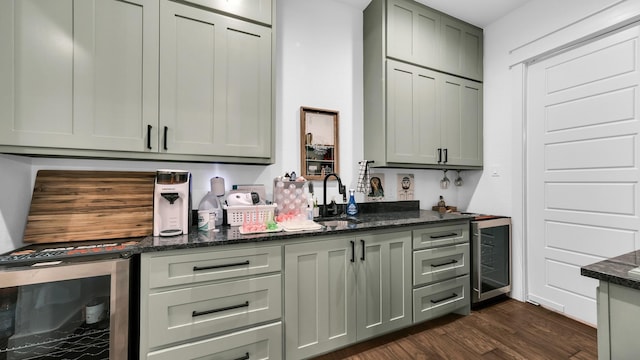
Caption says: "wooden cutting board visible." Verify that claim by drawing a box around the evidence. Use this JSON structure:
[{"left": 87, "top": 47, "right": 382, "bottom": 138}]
[{"left": 23, "top": 170, "right": 156, "bottom": 243}]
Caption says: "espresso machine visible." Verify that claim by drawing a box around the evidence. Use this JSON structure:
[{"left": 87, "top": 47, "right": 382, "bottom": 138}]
[{"left": 153, "top": 169, "right": 190, "bottom": 237}]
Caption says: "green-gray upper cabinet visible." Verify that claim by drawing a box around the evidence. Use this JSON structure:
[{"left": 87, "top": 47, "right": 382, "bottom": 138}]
[
  {"left": 378, "top": 59, "right": 482, "bottom": 168},
  {"left": 440, "top": 15, "right": 483, "bottom": 82},
  {"left": 364, "top": 0, "right": 483, "bottom": 169},
  {"left": 159, "top": 0, "right": 272, "bottom": 159},
  {"left": 440, "top": 72, "right": 483, "bottom": 167},
  {"left": 385, "top": 61, "right": 440, "bottom": 164},
  {"left": 0, "top": 0, "right": 274, "bottom": 164},
  {"left": 182, "top": 0, "right": 273, "bottom": 25},
  {"left": 385, "top": 0, "right": 483, "bottom": 81},
  {"left": 386, "top": 0, "right": 440, "bottom": 70},
  {"left": 0, "top": 0, "right": 159, "bottom": 152}
]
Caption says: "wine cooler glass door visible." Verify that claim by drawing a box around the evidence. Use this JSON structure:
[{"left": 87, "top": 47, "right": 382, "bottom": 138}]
[{"left": 0, "top": 258, "right": 129, "bottom": 360}]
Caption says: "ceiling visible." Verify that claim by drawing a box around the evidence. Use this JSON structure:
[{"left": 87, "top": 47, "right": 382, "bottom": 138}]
[{"left": 340, "top": 0, "right": 531, "bottom": 28}]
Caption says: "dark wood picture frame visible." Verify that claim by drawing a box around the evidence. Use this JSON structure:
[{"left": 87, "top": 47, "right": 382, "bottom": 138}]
[{"left": 300, "top": 106, "right": 339, "bottom": 180}]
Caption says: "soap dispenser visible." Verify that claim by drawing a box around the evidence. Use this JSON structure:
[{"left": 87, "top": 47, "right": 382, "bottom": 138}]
[{"left": 346, "top": 189, "right": 358, "bottom": 216}]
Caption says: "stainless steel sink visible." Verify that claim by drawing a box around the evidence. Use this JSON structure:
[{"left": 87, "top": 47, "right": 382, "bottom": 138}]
[{"left": 315, "top": 216, "right": 363, "bottom": 228}]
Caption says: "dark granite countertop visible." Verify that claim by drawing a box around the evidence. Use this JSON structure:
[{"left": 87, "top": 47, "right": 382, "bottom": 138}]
[
  {"left": 0, "top": 209, "right": 472, "bottom": 266},
  {"left": 581, "top": 250, "right": 640, "bottom": 290},
  {"left": 139, "top": 210, "right": 472, "bottom": 252}
]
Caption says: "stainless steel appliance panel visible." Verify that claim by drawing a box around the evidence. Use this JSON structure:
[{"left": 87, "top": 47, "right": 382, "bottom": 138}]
[
  {"left": 472, "top": 217, "right": 511, "bottom": 303},
  {"left": 0, "top": 258, "right": 129, "bottom": 360}
]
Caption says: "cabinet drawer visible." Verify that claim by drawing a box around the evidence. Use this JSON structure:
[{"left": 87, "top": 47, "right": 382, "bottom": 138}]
[
  {"left": 413, "top": 223, "right": 468, "bottom": 249},
  {"left": 414, "top": 243, "right": 469, "bottom": 286},
  {"left": 147, "top": 246, "right": 281, "bottom": 288},
  {"left": 147, "top": 274, "right": 281, "bottom": 348},
  {"left": 147, "top": 321, "right": 282, "bottom": 360},
  {"left": 413, "top": 275, "right": 469, "bottom": 323}
]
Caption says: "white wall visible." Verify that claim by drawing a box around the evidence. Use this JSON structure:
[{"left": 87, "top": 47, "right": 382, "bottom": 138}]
[
  {"left": 478, "top": 0, "right": 638, "bottom": 301},
  {"left": 0, "top": 0, "right": 476, "bottom": 253}
]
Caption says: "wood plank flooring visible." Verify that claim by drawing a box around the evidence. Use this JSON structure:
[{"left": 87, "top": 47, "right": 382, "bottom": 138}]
[{"left": 312, "top": 298, "right": 597, "bottom": 360}]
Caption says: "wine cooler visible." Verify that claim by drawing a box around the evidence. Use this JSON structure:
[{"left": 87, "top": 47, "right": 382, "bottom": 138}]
[{"left": 0, "top": 257, "right": 129, "bottom": 360}]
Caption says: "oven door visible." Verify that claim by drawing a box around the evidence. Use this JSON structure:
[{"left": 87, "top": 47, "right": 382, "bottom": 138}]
[{"left": 472, "top": 217, "right": 511, "bottom": 303}]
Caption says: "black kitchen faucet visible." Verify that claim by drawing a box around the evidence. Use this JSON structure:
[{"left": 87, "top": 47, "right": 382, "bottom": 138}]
[{"left": 322, "top": 173, "right": 346, "bottom": 217}]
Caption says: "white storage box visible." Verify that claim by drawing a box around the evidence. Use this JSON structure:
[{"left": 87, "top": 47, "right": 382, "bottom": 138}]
[{"left": 225, "top": 204, "right": 277, "bottom": 226}]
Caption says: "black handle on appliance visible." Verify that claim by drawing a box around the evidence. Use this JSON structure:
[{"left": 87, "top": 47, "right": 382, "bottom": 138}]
[
  {"left": 146, "top": 125, "right": 152, "bottom": 150},
  {"left": 444, "top": 148, "right": 448, "bottom": 163},
  {"left": 163, "top": 126, "right": 168, "bottom": 150},
  {"left": 350, "top": 240, "right": 355, "bottom": 262},
  {"left": 193, "top": 260, "right": 250, "bottom": 271},
  {"left": 437, "top": 148, "right": 442, "bottom": 163},
  {"left": 429, "top": 233, "right": 458, "bottom": 239},
  {"left": 232, "top": 353, "right": 250, "bottom": 360},
  {"left": 192, "top": 301, "right": 249, "bottom": 317},
  {"left": 360, "top": 239, "right": 365, "bottom": 261},
  {"left": 430, "top": 293, "right": 457, "bottom": 304},
  {"left": 431, "top": 259, "right": 458, "bottom": 268}
]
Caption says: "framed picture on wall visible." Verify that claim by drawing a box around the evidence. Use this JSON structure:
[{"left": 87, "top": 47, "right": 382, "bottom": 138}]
[
  {"left": 300, "top": 106, "right": 339, "bottom": 180},
  {"left": 368, "top": 173, "right": 385, "bottom": 200},
  {"left": 397, "top": 174, "right": 414, "bottom": 200}
]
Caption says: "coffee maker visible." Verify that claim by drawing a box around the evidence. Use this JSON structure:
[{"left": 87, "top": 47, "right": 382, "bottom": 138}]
[{"left": 153, "top": 169, "right": 190, "bottom": 237}]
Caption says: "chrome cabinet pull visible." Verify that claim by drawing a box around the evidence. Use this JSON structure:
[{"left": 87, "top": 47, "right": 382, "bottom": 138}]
[
  {"left": 430, "top": 293, "right": 457, "bottom": 304},
  {"left": 192, "top": 301, "right": 249, "bottom": 317},
  {"left": 431, "top": 259, "right": 458, "bottom": 268},
  {"left": 193, "top": 260, "right": 250, "bottom": 271}
]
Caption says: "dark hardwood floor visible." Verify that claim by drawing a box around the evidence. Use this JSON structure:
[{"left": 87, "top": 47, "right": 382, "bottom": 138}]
[{"left": 312, "top": 298, "right": 597, "bottom": 360}]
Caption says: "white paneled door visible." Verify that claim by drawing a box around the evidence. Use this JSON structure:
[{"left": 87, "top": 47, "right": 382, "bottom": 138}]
[{"left": 526, "top": 25, "right": 640, "bottom": 325}]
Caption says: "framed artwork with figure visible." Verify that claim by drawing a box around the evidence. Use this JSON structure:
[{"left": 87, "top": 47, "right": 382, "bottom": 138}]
[
  {"left": 397, "top": 174, "right": 414, "bottom": 200},
  {"left": 368, "top": 173, "right": 385, "bottom": 200}
]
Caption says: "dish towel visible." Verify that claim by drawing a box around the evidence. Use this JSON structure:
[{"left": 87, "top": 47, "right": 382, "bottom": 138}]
[{"left": 357, "top": 160, "right": 371, "bottom": 195}]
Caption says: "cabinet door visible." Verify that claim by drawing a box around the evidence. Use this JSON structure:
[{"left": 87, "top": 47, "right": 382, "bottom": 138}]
[
  {"left": 355, "top": 231, "right": 412, "bottom": 341},
  {"left": 0, "top": 0, "right": 158, "bottom": 151},
  {"left": 440, "top": 75, "right": 483, "bottom": 166},
  {"left": 160, "top": 0, "right": 272, "bottom": 158},
  {"left": 440, "top": 16, "right": 483, "bottom": 81},
  {"left": 284, "top": 237, "right": 357, "bottom": 359},
  {"left": 386, "top": 60, "right": 440, "bottom": 164},
  {"left": 386, "top": 0, "right": 440, "bottom": 68},
  {"left": 182, "top": 0, "right": 273, "bottom": 25}
]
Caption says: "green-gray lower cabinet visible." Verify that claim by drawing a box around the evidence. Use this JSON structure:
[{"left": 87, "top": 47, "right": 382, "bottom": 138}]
[
  {"left": 596, "top": 281, "right": 640, "bottom": 359},
  {"left": 139, "top": 245, "right": 283, "bottom": 359},
  {"left": 284, "top": 230, "right": 412, "bottom": 359},
  {"left": 411, "top": 222, "right": 471, "bottom": 322}
]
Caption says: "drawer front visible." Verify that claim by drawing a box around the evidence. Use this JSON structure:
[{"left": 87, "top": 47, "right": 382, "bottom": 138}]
[
  {"left": 413, "top": 243, "right": 469, "bottom": 286},
  {"left": 147, "top": 274, "right": 281, "bottom": 348},
  {"left": 413, "top": 223, "right": 469, "bottom": 249},
  {"left": 147, "top": 246, "right": 281, "bottom": 288},
  {"left": 147, "top": 321, "right": 282, "bottom": 360},
  {"left": 413, "top": 275, "right": 469, "bottom": 323}
]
